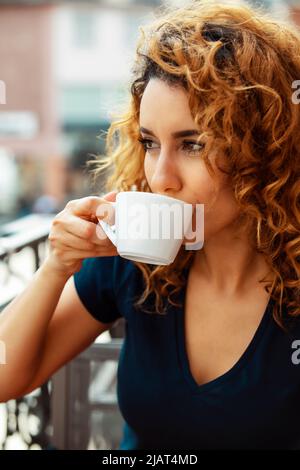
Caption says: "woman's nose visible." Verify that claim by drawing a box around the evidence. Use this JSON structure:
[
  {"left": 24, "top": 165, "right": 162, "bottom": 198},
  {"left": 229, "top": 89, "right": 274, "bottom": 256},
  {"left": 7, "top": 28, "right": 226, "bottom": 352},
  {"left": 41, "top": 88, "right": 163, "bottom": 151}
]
[{"left": 149, "top": 153, "right": 182, "bottom": 195}]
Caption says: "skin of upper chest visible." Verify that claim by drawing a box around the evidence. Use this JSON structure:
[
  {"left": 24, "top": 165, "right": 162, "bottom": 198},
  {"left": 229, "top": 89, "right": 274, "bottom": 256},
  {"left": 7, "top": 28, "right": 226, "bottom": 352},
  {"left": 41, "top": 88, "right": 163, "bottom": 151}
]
[{"left": 183, "top": 267, "right": 271, "bottom": 387}]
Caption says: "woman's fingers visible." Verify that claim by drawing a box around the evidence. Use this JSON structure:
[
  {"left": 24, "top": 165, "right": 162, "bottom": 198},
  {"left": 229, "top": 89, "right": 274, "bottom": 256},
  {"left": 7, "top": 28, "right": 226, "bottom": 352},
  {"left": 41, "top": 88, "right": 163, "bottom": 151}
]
[{"left": 45, "top": 192, "right": 118, "bottom": 278}]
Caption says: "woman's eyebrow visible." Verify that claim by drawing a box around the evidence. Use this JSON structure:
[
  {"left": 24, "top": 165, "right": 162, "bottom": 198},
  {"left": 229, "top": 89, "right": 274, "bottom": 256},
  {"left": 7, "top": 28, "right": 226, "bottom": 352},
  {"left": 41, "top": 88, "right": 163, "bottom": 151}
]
[{"left": 139, "top": 127, "right": 200, "bottom": 139}]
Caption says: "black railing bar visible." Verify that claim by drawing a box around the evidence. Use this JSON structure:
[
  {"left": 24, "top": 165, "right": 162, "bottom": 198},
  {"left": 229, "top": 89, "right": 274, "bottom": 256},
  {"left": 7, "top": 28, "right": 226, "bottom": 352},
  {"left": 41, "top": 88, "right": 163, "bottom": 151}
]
[
  {"left": 0, "top": 214, "right": 54, "bottom": 235},
  {"left": 0, "top": 231, "right": 50, "bottom": 254}
]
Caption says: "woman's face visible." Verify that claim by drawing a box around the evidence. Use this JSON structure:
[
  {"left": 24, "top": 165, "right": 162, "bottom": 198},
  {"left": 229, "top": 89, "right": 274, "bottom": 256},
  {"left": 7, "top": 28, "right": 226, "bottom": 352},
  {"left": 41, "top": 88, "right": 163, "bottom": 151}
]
[{"left": 139, "top": 78, "right": 241, "bottom": 242}]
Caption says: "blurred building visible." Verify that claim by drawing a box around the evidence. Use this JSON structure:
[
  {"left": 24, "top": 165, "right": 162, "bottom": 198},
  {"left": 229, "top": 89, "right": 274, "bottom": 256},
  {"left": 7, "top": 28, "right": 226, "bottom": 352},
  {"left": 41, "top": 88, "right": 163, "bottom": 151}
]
[
  {"left": 0, "top": 3, "right": 62, "bottom": 218},
  {"left": 0, "top": 0, "right": 299, "bottom": 221},
  {"left": 52, "top": 1, "right": 156, "bottom": 198},
  {"left": 0, "top": 0, "right": 160, "bottom": 220}
]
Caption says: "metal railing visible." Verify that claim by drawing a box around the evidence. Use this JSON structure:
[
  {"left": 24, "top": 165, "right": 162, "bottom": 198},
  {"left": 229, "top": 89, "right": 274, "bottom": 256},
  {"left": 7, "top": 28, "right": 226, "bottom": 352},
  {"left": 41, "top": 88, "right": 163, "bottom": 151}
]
[
  {"left": 0, "top": 214, "right": 125, "bottom": 450},
  {"left": 51, "top": 339, "right": 124, "bottom": 449}
]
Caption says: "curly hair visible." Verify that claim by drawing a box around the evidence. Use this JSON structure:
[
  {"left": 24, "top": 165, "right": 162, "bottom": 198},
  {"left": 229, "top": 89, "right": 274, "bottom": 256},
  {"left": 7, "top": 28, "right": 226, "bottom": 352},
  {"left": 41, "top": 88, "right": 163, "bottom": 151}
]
[{"left": 87, "top": 0, "right": 300, "bottom": 332}]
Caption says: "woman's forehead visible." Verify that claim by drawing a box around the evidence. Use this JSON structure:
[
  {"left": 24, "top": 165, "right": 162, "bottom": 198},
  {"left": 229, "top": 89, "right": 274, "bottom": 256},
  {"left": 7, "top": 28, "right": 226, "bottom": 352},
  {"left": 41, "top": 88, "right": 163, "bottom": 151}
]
[{"left": 139, "top": 79, "right": 196, "bottom": 128}]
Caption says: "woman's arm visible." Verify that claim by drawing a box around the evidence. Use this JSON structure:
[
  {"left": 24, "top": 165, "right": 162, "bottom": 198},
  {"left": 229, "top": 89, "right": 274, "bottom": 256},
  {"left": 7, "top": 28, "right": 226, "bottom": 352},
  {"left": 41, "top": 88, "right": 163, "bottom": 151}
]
[
  {"left": 0, "top": 193, "right": 118, "bottom": 402},
  {"left": 0, "top": 261, "right": 115, "bottom": 402}
]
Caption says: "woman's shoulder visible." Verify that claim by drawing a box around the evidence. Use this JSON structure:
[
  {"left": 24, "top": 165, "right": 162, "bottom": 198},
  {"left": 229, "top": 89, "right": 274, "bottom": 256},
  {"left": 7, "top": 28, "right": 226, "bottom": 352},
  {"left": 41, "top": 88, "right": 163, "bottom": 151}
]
[
  {"left": 72, "top": 255, "right": 140, "bottom": 323},
  {"left": 73, "top": 255, "right": 139, "bottom": 296}
]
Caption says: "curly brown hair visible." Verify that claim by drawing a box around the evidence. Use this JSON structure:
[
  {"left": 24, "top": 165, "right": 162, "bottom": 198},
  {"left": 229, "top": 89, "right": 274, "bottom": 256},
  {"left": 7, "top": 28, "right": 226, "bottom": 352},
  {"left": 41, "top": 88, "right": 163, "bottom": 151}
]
[{"left": 87, "top": 0, "right": 300, "bottom": 332}]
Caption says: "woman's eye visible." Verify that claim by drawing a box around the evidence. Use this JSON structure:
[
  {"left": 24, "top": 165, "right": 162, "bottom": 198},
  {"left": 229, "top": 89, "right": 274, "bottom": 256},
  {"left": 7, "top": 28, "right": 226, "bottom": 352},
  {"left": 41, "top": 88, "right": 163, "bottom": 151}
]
[
  {"left": 138, "top": 138, "right": 158, "bottom": 151},
  {"left": 181, "top": 141, "right": 205, "bottom": 155},
  {"left": 138, "top": 138, "right": 205, "bottom": 156}
]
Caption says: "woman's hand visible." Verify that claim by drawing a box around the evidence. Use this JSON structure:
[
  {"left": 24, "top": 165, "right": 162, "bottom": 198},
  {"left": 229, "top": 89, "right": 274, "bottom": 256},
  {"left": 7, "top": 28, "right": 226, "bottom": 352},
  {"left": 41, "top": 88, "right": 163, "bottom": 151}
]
[{"left": 43, "top": 191, "right": 118, "bottom": 278}]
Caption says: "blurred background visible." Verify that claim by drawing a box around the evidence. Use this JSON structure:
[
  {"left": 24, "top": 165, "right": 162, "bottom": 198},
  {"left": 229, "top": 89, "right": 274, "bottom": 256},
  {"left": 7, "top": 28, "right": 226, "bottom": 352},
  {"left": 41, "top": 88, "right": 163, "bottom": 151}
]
[
  {"left": 0, "top": 0, "right": 299, "bottom": 451},
  {"left": 0, "top": 0, "right": 299, "bottom": 224}
]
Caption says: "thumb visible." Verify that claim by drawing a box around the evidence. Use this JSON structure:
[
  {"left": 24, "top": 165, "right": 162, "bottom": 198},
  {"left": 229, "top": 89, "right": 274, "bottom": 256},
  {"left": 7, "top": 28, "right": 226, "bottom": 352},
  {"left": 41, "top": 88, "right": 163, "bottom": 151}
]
[
  {"left": 96, "top": 190, "right": 118, "bottom": 223},
  {"left": 102, "top": 190, "right": 118, "bottom": 202}
]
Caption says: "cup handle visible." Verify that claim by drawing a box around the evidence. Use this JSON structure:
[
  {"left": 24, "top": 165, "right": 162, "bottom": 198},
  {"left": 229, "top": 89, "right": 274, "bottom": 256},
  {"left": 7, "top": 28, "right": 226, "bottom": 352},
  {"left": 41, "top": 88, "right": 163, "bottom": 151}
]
[{"left": 97, "top": 201, "right": 117, "bottom": 247}]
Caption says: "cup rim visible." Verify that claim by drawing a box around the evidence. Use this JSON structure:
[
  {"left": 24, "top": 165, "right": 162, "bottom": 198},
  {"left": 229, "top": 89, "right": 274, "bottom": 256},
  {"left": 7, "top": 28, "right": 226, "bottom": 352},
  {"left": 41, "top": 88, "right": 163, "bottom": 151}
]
[{"left": 116, "top": 191, "right": 187, "bottom": 205}]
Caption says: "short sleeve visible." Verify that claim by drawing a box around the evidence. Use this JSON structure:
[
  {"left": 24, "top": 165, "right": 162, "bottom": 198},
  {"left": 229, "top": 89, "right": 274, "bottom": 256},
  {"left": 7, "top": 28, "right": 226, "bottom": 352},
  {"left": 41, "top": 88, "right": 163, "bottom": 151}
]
[{"left": 73, "top": 256, "right": 122, "bottom": 324}]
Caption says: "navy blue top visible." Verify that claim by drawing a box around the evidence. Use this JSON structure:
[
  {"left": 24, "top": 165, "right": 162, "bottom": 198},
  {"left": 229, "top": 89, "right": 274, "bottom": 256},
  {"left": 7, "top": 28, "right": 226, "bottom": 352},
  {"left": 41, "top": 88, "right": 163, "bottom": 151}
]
[{"left": 73, "top": 255, "right": 300, "bottom": 450}]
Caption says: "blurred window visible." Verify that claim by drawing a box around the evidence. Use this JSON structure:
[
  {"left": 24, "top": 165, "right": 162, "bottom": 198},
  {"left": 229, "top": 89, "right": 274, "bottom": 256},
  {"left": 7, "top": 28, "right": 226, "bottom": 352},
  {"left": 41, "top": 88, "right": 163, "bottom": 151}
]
[{"left": 73, "top": 11, "right": 96, "bottom": 48}]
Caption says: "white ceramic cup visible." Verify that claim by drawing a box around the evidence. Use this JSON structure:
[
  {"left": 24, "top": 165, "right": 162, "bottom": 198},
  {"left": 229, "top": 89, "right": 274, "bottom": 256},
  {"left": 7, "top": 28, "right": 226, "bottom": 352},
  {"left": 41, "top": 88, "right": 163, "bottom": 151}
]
[{"left": 97, "top": 191, "right": 204, "bottom": 265}]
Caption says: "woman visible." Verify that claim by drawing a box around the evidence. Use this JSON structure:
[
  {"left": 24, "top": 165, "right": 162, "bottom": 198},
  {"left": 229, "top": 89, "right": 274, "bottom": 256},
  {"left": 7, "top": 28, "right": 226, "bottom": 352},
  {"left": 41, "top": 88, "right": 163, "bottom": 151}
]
[{"left": 0, "top": 0, "right": 300, "bottom": 450}]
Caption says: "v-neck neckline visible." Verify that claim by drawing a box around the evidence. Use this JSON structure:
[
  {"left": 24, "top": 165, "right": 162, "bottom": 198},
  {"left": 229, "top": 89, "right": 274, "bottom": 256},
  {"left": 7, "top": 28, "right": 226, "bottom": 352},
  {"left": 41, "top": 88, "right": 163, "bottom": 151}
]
[{"left": 174, "top": 266, "right": 273, "bottom": 395}]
